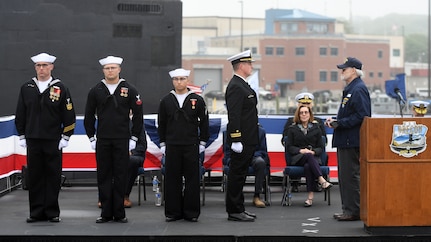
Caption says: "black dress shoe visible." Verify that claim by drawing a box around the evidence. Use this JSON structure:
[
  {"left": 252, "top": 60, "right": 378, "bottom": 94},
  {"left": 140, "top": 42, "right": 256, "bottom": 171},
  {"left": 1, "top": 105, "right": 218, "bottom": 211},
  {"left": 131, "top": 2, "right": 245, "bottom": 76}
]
[
  {"left": 48, "top": 217, "right": 61, "bottom": 222},
  {"left": 114, "top": 217, "right": 128, "bottom": 223},
  {"left": 26, "top": 217, "right": 40, "bottom": 223},
  {"left": 337, "top": 214, "right": 360, "bottom": 221},
  {"left": 243, "top": 210, "right": 256, "bottom": 218},
  {"left": 96, "top": 217, "right": 112, "bottom": 223},
  {"left": 184, "top": 217, "right": 198, "bottom": 222},
  {"left": 228, "top": 212, "right": 255, "bottom": 222},
  {"left": 165, "top": 216, "right": 182, "bottom": 222}
]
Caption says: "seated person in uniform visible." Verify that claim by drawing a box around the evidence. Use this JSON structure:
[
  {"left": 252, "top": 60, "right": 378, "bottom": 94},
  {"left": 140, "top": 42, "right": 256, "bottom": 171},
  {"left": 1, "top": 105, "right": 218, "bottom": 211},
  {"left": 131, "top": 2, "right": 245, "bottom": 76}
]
[
  {"left": 124, "top": 126, "right": 147, "bottom": 208},
  {"left": 285, "top": 105, "right": 333, "bottom": 207},
  {"left": 411, "top": 100, "right": 429, "bottom": 117},
  {"left": 224, "top": 124, "right": 270, "bottom": 208}
]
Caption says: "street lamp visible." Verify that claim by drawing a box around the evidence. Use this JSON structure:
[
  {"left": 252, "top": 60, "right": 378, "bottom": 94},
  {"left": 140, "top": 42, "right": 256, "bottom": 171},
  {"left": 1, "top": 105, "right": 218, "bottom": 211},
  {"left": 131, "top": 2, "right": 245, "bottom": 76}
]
[{"left": 239, "top": 0, "right": 243, "bottom": 52}]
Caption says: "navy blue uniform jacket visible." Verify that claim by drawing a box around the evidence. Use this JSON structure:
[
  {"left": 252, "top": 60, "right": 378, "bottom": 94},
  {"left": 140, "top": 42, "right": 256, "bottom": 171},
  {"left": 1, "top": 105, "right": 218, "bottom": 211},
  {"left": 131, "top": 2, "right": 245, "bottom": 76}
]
[
  {"left": 225, "top": 74, "right": 258, "bottom": 146},
  {"left": 332, "top": 77, "right": 371, "bottom": 148}
]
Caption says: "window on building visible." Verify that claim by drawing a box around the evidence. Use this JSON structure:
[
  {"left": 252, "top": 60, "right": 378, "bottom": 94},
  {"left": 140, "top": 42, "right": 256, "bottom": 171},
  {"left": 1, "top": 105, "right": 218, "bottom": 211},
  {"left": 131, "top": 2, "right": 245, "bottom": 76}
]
[
  {"left": 276, "top": 47, "right": 284, "bottom": 56},
  {"left": 393, "top": 49, "right": 400, "bottom": 57},
  {"left": 295, "top": 47, "right": 305, "bottom": 56},
  {"left": 330, "top": 47, "right": 338, "bottom": 56},
  {"left": 369, "top": 72, "right": 374, "bottom": 78},
  {"left": 251, "top": 47, "right": 257, "bottom": 55},
  {"left": 378, "top": 72, "right": 383, "bottom": 78},
  {"left": 280, "top": 22, "right": 298, "bottom": 34},
  {"left": 265, "top": 47, "right": 274, "bottom": 55},
  {"left": 306, "top": 23, "right": 328, "bottom": 33},
  {"left": 319, "top": 71, "right": 327, "bottom": 82},
  {"left": 320, "top": 47, "right": 327, "bottom": 56},
  {"left": 378, "top": 50, "right": 383, "bottom": 59},
  {"left": 330, "top": 71, "right": 338, "bottom": 82},
  {"left": 295, "top": 71, "right": 305, "bottom": 82}
]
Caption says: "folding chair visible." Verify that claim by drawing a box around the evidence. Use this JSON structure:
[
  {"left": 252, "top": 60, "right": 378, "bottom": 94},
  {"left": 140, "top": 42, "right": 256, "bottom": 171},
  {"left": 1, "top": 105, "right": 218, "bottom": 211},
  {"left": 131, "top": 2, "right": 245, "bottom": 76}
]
[{"left": 281, "top": 136, "right": 330, "bottom": 206}]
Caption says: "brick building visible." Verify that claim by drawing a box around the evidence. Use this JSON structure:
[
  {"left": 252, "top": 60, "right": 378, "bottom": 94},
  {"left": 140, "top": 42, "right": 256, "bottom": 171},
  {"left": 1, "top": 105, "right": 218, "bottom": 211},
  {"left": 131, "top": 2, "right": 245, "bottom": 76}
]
[{"left": 182, "top": 9, "right": 403, "bottom": 108}]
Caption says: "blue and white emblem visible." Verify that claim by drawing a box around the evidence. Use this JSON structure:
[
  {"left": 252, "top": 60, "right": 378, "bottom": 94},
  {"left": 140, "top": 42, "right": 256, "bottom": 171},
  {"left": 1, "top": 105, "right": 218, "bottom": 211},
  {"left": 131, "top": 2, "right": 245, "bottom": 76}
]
[{"left": 390, "top": 121, "right": 427, "bottom": 158}]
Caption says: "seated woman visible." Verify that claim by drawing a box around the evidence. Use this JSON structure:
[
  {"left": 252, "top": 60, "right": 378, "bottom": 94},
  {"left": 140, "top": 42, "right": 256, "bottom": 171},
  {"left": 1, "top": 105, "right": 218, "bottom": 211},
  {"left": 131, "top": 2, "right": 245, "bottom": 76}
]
[{"left": 285, "top": 105, "right": 333, "bottom": 207}]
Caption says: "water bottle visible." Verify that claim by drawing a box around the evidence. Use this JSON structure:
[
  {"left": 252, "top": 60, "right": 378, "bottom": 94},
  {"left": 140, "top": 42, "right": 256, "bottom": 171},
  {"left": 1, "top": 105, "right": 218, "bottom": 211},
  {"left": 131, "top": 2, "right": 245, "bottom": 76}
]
[
  {"left": 155, "top": 187, "right": 162, "bottom": 206},
  {"left": 152, "top": 176, "right": 159, "bottom": 192}
]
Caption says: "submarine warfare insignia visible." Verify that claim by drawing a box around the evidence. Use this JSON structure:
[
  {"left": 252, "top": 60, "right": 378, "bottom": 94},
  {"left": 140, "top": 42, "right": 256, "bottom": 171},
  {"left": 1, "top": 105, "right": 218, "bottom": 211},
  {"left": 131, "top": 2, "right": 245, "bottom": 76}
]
[{"left": 390, "top": 121, "right": 427, "bottom": 158}]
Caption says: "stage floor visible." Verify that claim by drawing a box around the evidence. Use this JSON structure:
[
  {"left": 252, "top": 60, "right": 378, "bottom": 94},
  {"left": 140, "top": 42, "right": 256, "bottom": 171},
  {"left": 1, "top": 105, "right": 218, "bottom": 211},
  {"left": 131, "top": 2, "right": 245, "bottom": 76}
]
[{"left": 0, "top": 181, "right": 429, "bottom": 241}]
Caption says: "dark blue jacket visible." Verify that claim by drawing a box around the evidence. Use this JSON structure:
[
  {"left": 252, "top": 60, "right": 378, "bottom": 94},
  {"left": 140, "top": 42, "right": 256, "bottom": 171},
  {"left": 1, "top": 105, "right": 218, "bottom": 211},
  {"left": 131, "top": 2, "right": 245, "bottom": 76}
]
[{"left": 332, "top": 77, "right": 371, "bottom": 148}]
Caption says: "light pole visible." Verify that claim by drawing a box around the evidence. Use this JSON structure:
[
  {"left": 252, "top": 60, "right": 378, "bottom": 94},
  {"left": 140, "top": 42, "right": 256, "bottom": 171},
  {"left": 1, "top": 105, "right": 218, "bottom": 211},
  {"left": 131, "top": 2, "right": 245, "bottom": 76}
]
[
  {"left": 428, "top": 0, "right": 430, "bottom": 98},
  {"left": 239, "top": 0, "right": 243, "bottom": 52}
]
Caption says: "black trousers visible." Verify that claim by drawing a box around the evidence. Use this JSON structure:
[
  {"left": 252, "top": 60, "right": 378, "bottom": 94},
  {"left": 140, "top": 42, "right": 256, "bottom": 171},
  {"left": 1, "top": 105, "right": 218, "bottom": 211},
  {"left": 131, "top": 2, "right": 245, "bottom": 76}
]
[
  {"left": 297, "top": 153, "right": 323, "bottom": 192},
  {"left": 125, "top": 155, "right": 144, "bottom": 197},
  {"left": 226, "top": 145, "right": 255, "bottom": 214},
  {"left": 164, "top": 144, "right": 200, "bottom": 220},
  {"left": 250, "top": 156, "right": 266, "bottom": 195},
  {"left": 96, "top": 138, "right": 128, "bottom": 219},
  {"left": 26, "top": 139, "right": 62, "bottom": 219},
  {"left": 337, "top": 147, "right": 360, "bottom": 217}
]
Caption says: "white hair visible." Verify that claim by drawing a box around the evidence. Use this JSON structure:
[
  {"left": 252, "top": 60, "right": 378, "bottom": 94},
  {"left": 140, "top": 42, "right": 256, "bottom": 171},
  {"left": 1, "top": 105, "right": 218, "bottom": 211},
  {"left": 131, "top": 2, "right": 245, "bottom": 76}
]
[{"left": 355, "top": 68, "right": 364, "bottom": 77}]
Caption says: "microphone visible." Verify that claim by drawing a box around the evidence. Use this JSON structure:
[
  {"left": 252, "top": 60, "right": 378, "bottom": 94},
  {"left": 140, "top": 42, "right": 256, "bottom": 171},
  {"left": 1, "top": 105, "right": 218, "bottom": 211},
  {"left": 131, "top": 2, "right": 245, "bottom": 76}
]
[{"left": 394, "top": 88, "right": 406, "bottom": 104}]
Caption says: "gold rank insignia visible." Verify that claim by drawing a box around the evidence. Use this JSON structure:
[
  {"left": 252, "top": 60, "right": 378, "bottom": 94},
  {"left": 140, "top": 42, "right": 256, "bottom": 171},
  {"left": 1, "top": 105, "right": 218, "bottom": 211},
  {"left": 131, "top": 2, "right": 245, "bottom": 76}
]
[
  {"left": 66, "top": 98, "right": 73, "bottom": 110},
  {"left": 49, "top": 86, "right": 61, "bottom": 102},
  {"left": 120, "top": 87, "right": 129, "bottom": 97},
  {"left": 230, "top": 130, "right": 241, "bottom": 138}
]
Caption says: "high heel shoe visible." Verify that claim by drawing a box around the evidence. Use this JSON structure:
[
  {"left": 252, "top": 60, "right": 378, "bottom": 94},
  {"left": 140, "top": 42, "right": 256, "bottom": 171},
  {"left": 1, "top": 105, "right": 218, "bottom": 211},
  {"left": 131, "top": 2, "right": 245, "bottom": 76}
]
[
  {"left": 321, "top": 181, "right": 333, "bottom": 190},
  {"left": 304, "top": 198, "right": 313, "bottom": 207}
]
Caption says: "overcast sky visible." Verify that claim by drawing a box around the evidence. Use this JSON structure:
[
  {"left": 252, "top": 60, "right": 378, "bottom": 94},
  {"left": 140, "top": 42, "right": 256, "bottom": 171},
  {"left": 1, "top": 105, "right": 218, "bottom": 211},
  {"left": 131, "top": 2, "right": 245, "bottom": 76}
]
[{"left": 182, "top": 0, "right": 429, "bottom": 19}]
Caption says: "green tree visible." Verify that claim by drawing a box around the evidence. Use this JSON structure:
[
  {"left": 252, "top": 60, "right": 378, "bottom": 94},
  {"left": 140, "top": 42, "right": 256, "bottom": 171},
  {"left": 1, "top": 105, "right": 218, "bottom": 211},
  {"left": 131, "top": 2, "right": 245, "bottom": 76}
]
[{"left": 405, "top": 34, "right": 428, "bottom": 63}]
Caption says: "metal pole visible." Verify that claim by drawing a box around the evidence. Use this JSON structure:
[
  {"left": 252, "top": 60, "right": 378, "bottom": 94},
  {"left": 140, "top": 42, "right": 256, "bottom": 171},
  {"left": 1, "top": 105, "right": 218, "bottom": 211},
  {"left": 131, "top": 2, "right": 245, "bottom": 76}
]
[
  {"left": 428, "top": 0, "right": 430, "bottom": 98},
  {"left": 239, "top": 1, "right": 243, "bottom": 52}
]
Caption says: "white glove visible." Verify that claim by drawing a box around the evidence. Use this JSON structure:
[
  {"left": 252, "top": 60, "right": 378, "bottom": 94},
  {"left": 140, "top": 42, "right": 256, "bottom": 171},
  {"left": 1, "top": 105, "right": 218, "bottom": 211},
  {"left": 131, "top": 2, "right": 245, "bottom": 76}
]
[
  {"left": 199, "top": 145, "right": 205, "bottom": 154},
  {"left": 160, "top": 146, "right": 166, "bottom": 155},
  {"left": 129, "top": 139, "right": 137, "bottom": 151},
  {"left": 231, "top": 142, "right": 243, "bottom": 153},
  {"left": 90, "top": 140, "right": 96, "bottom": 150},
  {"left": 58, "top": 138, "right": 69, "bottom": 150},
  {"left": 18, "top": 139, "right": 27, "bottom": 148}
]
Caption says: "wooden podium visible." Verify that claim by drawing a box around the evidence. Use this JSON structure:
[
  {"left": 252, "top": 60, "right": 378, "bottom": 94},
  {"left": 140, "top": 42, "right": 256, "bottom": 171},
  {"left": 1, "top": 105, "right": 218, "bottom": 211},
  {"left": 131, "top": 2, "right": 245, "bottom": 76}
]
[{"left": 360, "top": 117, "right": 431, "bottom": 230}]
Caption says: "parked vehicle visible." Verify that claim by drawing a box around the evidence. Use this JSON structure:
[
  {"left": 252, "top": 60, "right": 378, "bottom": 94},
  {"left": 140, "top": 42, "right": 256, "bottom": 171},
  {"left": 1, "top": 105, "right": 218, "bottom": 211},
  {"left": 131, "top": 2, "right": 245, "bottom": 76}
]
[
  {"left": 205, "top": 90, "right": 225, "bottom": 100},
  {"left": 258, "top": 87, "right": 275, "bottom": 100}
]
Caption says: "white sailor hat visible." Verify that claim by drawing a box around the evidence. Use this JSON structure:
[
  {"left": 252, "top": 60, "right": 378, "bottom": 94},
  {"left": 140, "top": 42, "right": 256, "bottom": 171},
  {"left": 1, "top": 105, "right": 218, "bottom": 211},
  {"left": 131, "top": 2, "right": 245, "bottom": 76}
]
[
  {"left": 295, "top": 92, "right": 314, "bottom": 104},
  {"left": 169, "top": 68, "right": 190, "bottom": 78},
  {"left": 99, "top": 56, "right": 123, "bottom": 66},
  {"left": 227, "top": 50, "right": 254, "bottom": 65},
  {"left": 411, "top": 100, "right": 429, "bottom": 114},
  {"left": 31, "top": 53, "right": 56, "bottom": 63}
]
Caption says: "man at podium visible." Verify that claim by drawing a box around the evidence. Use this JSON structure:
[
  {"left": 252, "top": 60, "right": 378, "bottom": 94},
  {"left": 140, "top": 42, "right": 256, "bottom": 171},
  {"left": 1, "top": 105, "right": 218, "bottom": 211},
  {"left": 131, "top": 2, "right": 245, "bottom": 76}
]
[{"left": 325, "top": 57, "right": 371, "bottom": 221}]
